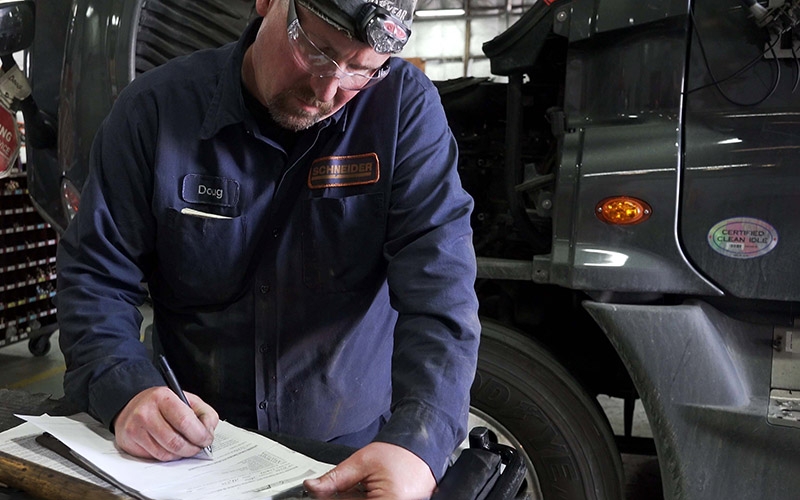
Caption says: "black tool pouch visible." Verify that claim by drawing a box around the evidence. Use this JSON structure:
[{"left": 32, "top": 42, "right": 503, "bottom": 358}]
[{"left": 431, "top": 426, "right": 527, "bottom": 500}]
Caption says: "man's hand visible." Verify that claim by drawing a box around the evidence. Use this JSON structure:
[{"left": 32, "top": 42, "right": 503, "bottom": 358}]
[
  {"left": 304, "top": 442, "right": 436, "bottom": 499},
  {"left": 112, "top": 386, "right": 219, "bottom": 461}
]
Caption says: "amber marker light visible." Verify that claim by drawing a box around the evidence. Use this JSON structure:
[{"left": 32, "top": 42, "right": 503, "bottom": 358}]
[{"left": 595, "top": 196, "right": 652, "bottom": 225}]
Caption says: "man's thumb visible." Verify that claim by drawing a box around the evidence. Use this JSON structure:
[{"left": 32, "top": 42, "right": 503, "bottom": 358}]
[{"left": 304, "top": 464, "right": 360, "bottom": 494}]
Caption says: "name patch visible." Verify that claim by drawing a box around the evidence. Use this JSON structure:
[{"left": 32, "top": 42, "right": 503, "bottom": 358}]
[
  {"left": 307, "top": 153, "right": 380, "bottom": 189},
  {"left": 181, "top": 174, "right": 240, "bottom": 207}
]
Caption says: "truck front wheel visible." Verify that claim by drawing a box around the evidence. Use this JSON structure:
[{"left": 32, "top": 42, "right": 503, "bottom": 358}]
[{"left": 470, "top": 319, "right": 625, "bottom": 499}]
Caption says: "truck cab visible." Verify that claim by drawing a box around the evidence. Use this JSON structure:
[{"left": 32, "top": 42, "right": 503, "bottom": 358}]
[{"left": 8, "top": 0, "right": 800, "bottom": 498}]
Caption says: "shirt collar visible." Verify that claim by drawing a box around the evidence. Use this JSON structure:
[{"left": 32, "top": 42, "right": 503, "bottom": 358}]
[{"left": 199, "top": 17, "right": 348, "bottom": 140}]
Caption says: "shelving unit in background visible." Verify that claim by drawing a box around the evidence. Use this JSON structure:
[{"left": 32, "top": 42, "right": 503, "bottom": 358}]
[{"left": 0, "top": 165, "right": 58, "bottom": 356}]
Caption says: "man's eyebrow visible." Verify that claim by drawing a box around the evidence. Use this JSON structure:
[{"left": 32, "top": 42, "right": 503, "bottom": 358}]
[
  {"left": 314, "top": 40, "right": 379, "bottom": 72},
  {"left": 349, "top": 59, "right": 382, "bottom": 72},
  {"left": 298, "top": 4, "right": 383, "bottom": 72},
  {"left": 311, "top": 35, "right": 382, "bottom": 72}
]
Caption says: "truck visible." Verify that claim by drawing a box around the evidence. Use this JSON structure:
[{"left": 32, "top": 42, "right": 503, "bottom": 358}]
[{"left": 5, "top": 0, "right": 800, "bottom": 498}]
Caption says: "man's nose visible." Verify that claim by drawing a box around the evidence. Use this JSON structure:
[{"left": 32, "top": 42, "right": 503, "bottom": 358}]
[{"left": 309, "top": 75, "right": 340, "bottom": 103}]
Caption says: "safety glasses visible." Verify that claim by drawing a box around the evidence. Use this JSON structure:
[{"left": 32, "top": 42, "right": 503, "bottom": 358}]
[{"left": 287, "top": 0, "right": 390, "bottom": 91}]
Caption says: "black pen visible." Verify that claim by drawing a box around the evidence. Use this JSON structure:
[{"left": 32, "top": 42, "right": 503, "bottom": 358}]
[{"left": 157, "top": 354, "right": 214, "bottom": 459}]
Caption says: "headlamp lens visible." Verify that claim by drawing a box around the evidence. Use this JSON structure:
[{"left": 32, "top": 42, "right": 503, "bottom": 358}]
[
  {"left": 357, "top": 4, "right": 410, "bottom": 54},
  {"left": 365, "top": 15, "right": 409, "bottom": 54}
]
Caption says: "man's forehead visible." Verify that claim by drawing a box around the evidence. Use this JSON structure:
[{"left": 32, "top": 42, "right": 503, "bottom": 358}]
[
  {"left": 297, "top": 2, "right": 391, "bottom": 67},
  {"left": 297, "top": 0, "right": 416, "bottom": 53}
]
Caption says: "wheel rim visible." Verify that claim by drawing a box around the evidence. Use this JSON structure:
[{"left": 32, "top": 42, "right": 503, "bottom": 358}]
[{"left": 466, "top": 406, "right": 544, "bottom": 500}]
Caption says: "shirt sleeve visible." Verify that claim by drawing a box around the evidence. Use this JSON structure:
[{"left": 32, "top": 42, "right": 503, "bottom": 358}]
[
  {"left": 56, "top": 84, "right": 164, "bottom": 429},
  {"left": 372, "top": 69, "right": 482, "bottom": 480}
]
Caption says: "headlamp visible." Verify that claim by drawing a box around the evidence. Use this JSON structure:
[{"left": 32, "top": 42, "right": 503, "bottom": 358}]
[{"left": 356, "top": 3, "right": 410, "bottom": 54}]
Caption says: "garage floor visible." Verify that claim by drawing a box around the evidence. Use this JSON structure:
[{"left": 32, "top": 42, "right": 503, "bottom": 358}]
[{"left": 0, "top": 304, "right": 662, "bottom": 499}]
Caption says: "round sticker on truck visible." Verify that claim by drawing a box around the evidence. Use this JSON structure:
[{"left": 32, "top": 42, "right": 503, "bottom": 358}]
[{"left": 707, "top": 217, "right": 778, "bottom": 259}]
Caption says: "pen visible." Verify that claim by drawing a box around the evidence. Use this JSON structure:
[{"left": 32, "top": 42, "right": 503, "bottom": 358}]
[{"left": 157, "top": 354, "right": 214, "bottom": 459}]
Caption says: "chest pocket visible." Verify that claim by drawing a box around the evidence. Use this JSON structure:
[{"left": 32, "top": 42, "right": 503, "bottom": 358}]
[
  {"left": 158, "top": 208, "right": 248, "bottom": 304},
  {"left": 302, "top": 193, "right": 386, "bottom": 293}
]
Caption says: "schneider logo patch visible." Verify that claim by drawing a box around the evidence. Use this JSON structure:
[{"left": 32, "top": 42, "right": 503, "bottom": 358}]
[{"left": 308, "top": 153, "right": 380, "bottom": 189}]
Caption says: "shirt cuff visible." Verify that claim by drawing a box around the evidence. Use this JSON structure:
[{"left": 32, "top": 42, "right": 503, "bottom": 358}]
[
  {"left": 88, "top": 360, "right": 164, "bottom": 430},
  {"left": 373, "top": 400, "right": 466, "bottom": 482}
]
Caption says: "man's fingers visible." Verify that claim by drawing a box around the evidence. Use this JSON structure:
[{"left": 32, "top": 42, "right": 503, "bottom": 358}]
[
  {"left": 304, "top": 463, "right": 362, "bottom": 495},
  {"left": 303, "top": 442, "right": 435, "bottom": 499},
  {"left": 115, "top": 410, "right": 182, "bottom": 461},
  {"left": 134, "top": 430, "right": 184, "bottom": 462},
  {"left": 114, "top": 386, "right": 217, "bottom": 461},
  {"left": 157, "top": 389, "right": 215, "bottom": 451},
  {"left": 185, "top": 391, "right": 220, "bottom": 434}
]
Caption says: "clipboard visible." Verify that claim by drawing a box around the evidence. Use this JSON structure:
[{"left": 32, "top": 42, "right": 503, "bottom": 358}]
[
  {"left": 34, "top": 432, "right": 140, "bottom": 499},
  {"left": 0, "top": 445, "right": 132, "bottom": 500},
  {"left": 35, "top": 432, "right": 88, "bottom": 470}
]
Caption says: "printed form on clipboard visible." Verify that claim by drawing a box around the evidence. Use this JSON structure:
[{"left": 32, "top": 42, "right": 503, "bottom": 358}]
[{"left": 15, "top": 413, "right": 334, "bottom": 500}]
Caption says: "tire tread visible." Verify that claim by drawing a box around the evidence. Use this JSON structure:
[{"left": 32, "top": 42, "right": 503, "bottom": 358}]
[{"left": 135, "top": 0, "right": 255, "bottom": 74}]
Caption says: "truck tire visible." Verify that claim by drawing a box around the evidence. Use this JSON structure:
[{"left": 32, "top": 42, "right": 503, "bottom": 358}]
[
  {"left": 470, "top": 319, "right": 625, "bottom": 499},
  {"left": 47, "top": 0, "right": 255, "bottom": 233},
  {"left": 135, "top": 0, "right": 255, "bottom": 75}
]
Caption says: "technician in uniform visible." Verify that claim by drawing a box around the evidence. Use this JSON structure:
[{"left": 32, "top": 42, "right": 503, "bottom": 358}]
[{"left": 56, "top": 0, "right": 480, "bottom": 496}]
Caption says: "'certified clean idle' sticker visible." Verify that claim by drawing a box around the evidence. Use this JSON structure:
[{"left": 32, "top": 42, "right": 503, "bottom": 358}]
[{"left": 707, "top": 217, "right": 778, "bottom": 259}]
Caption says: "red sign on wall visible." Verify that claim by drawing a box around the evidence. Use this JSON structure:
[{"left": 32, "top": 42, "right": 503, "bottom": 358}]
[{"left": 0, "top": 106, "right": 19, "bottom": 178}]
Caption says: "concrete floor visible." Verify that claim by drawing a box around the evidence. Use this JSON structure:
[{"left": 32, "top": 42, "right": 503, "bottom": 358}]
[
  {"left": 0, "top": 304, "right": 662, "bottom": 499},
  {"left": 0, "top": 330, "right": 67, "bottom": 396}
]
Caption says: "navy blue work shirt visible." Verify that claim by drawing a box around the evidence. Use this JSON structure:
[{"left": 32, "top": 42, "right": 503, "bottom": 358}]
[{"left": 56, "top": 19, "right": 480, "bottom": 479}]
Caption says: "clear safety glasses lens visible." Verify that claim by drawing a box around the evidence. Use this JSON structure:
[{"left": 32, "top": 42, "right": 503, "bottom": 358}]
[{"left": 286, "top": 1, "right": 389, "bottom": 91}]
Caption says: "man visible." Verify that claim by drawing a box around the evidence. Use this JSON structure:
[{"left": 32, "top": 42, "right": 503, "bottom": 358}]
[{"left": 56, "top": 0, "right": 480, "bottom": 496}]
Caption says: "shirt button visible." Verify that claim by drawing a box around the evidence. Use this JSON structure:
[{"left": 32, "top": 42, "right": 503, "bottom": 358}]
[
  {"left": 260, "top": 284, "right": 270, "bottom": 294},
  {"left": 272, "top": 228, "right": 279, "bottom": 238},
  {"left": 259, "top": 401, "right": 267, "bottom": 410},
  {"left": 259, "top": 344, "right": 267, "bottom": 353}
]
